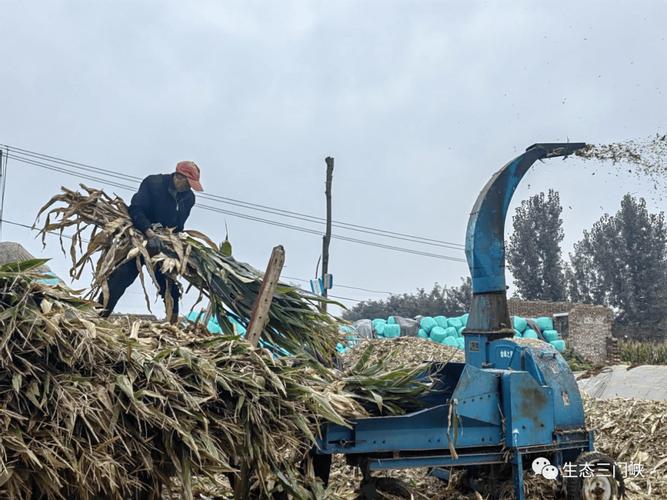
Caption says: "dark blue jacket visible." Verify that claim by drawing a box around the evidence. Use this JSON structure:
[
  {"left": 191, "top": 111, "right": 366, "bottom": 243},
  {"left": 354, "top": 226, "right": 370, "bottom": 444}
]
[{"left": 128, "top": 174, "right": 195, "bottom": 233}]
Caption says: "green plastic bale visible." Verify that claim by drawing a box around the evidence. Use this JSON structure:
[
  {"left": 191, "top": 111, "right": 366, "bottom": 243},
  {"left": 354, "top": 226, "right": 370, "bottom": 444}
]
[
  {"left": 447, "top": 317, "right": 463, "bottom": 329},
  {"left": 457, "top": 326, "right": 465, "bottom": 337},
  {"left": 512, "top": 316, "right": 528, "bottom": 332},
  {"left": 513, "top": 329, "right": 523, "bottom": 338},
  {"left": 460, "top": 313, "right": 469, "bottom": 325},
  {"left": 383, "top": 324, "right": 401, "bottom": 338},
  {"left": 418, "top": 328, "right": 429, "bottom": 339},
  {"left": 375, "top": 323, "right": 387, "bottom": 337},
  {"left": 543, "top": 330, "right": 560, "bottom": 342},
  {"left": 429, "top": 326, "right": 448, "bottom": 343},
  {"left": 444, "top": 326, "right": 457, "bottom": 338},
  {"left": 456, "top": 337, "right": 465, "bottom": 350},
  {"left": 535, "top": 316, "right": 554, "bottom": 331},
  {"left": 340, "top": 325, "right": 355, "bottom": 334},
  {"left": 550, "top": 339, "right": 566, "bottom": 352},
  {"left": 523, "top": 329, "right": 539, "bottom": 339},
  {"left": 442, "top": 336, "right": 459, "bottom": 347},
  {"left": 420, "top": 317, "right": 437, "bottom": 334},
  {"left": 387, "top": 316, "right": 397, "bottom": 325},
  {"left": 434, "top": 316, "right": 448, "bottom": 328}
]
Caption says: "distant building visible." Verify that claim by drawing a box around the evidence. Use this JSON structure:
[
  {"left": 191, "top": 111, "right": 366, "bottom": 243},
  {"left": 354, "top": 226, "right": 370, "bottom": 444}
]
[{"left": 509, "top": 298, "right": 613, "bottom": 363}]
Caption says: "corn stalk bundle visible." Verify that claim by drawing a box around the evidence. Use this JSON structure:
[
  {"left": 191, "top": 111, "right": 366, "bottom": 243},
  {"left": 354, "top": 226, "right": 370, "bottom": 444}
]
[
  {"left": 0, "top": 260, "right": 431, "bottom": 499},
  {"left": 37, "top": 185, "right": 339, "bottom": 362}
]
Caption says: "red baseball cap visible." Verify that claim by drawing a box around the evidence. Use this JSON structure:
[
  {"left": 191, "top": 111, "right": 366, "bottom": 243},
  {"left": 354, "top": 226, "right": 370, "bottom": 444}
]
[{"left": 175, "top": 161, "right": 203, "bottom": 192}]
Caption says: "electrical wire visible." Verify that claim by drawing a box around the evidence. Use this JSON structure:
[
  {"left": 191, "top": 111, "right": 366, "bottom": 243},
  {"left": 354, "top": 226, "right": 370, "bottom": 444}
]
[
  {"left": 1, "top": 217, "right": 383, "bottom": 302},
  {"left": 5, "top": 151, "right": 467, "bottom": 262},
  {"left": 3, "top": 145, "right": 465, "bottom": 250}
]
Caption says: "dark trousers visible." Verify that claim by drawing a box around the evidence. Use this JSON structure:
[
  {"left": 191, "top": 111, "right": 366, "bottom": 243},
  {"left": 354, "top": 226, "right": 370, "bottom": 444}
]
[{"left": 98, "top": 259, "right": 180, "bottom": 319}]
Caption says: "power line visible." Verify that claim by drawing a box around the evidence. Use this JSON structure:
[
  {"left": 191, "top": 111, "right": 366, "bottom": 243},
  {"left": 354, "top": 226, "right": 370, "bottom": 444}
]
[
  {"left": 5, "top": 152, "right": 467, "bottom": 262},
  {"left": 1, "top": 219, "right": 89, "bottom": 243},
  {"left": 2, "top": 145, "right": 465, "bottom": 250},
  {"left": 1, "top": 217, "right": 375, "bottom": 303},
  {"left": 282, "top": 274, "right": 395, "bottom": 295}
]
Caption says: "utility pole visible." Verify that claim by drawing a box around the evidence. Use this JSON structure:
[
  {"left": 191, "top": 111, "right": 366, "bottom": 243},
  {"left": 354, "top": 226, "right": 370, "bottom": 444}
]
[{"left": 320, "top": 157, "right": 334, "bottom": 313}]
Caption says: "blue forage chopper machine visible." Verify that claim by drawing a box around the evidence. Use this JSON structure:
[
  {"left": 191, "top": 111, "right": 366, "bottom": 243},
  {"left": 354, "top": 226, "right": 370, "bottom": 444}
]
[{"left": 315, "top": 144, "right": 625, "bottom": 500}]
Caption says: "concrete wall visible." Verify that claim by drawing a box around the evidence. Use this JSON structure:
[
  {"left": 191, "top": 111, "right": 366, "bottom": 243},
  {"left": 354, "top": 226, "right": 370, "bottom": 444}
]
[{"left": 508, "top": 299, "right": 613, "bottom": 363}]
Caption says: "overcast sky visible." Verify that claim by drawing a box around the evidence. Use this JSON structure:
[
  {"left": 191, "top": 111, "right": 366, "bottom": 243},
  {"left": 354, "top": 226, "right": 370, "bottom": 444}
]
[{"left": 1, "top": 1, "right": 666, "bottom": 317}]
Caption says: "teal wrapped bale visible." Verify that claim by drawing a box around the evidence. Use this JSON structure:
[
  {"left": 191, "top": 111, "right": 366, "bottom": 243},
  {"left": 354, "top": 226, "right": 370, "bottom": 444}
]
[
  {"left": 430, "top": 326, "right": 448, "bottom": 343},
  {"left": 442, "top": 336, "right": 458, "bottom": 348},
  {"left": 372, "top": 318, "right": 386, "bottom": 327},
  {"left": 420, "top": 317, "right": 437, "bottom": 334},
  {"left": 383, "top": 324, "right": 401, "bottom": 338},
  {"left": 550, "top": 339, "right": 566, "bottom": 352},
  {"left": 543, "top": 330, "right": 560, "bottom": 342},
  {"left": 418, "top": 328, "right": 429, "bottom": 339},
  {"left": 444, "top": 326, "right": 458, "bottom": 338},
  {"left": 457, "top": 326, "right": 465, "bottom": 337},
  {"left": 460, "top": 313, "right": 469, "bottom": 326},
  {"left": 387, "top": 316, "right": 397, "bottom": 325},
  {"left": 535, "top": 316, "right": 554, "bottom": 331},
  {"left": 512, "top": 316, "right": 527, "bottom": 332},
  {"left": 375, "top": 323, "right": 386, "bottom": 337},
  {"left": 513, "top": 329, "right": 522, "bottom": 338},
  {"left": 434, "top": 316, "right": 448, "bottom": 328},
  {"left": 524, "top": 329, "right": 538, "bottom": 339},
  {"left": 447, "top": 317, "right": 463, "bottom": 329},
  {"left": 456, "top": 337, "right": 465, "bottom": 350}
]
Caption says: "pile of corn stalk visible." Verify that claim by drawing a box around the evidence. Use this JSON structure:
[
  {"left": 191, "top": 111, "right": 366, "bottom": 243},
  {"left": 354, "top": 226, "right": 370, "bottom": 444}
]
[
  {"left": 37, "top": 185, "right": 339, "bottom": 362},
  {"left": 0, "top": 260, "right": 430, "bottom": 499},
  {"left": 585, "top": 397, "right": 667, "bottom": 499}
]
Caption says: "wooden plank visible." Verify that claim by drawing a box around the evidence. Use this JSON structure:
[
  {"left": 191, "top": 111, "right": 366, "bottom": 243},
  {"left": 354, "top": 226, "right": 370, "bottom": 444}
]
[{"left": 246, "top": 245, "right": 285, "bottom": 347}]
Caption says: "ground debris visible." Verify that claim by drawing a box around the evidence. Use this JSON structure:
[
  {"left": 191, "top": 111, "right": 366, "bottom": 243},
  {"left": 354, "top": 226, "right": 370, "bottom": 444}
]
[{"left": 585, "top": 397, "right": 667, "bottom": 499}]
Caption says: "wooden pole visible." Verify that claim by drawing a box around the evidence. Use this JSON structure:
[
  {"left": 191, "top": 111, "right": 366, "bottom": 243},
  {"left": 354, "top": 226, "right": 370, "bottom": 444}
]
[
  {"left": 246, "top": 245, "right": 285, "bottom": 347},
  {"left": 320, "top": 157, "right": 334, "bottom": 313}
]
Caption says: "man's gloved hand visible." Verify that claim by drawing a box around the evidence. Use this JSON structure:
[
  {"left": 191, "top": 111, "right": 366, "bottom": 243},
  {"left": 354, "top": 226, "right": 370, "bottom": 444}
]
[
  {"left": 146, "top": 236, "right": 163, "bottom": 254},
  {"left": 145, "top": 229, "right": 163, "bottom": 255}
]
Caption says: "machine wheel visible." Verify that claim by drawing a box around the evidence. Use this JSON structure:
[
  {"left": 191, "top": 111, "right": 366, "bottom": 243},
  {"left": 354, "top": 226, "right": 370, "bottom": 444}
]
[
  {"left": 358, "top": 477, "right": 412, "bottom": 499},
  {"left": 565, "top": 452, "right": 625, "bottom": 500}
]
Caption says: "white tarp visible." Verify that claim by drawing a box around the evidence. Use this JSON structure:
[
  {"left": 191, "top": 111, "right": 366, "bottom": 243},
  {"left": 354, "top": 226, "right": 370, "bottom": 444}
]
[{"left": 578, "top": 365, "right": 667, "bottom": 400}]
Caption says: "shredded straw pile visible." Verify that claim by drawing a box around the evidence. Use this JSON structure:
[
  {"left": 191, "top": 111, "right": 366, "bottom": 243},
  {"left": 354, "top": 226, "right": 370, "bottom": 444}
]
[
  {"left": 585, "top": 397, "right": 667, "bottom": 499},
  {"left": 343, "top": 337, "right": 464, "bottom": 371}
]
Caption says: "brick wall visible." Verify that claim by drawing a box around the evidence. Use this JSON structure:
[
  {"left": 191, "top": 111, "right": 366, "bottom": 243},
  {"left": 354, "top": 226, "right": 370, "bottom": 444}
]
[
  {"left": 568, "top": 305, "right": 613, "bottom": 363},
  {"left": 508, "top": 299, "right": 613, "bottom": 363},
  {"left": 508, "top": 299, "right": 572, "bottom": 317}
]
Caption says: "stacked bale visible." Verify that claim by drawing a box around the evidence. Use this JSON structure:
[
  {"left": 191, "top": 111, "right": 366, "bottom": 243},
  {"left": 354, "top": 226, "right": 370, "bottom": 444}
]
[
  {"left": 347, "top": 313, "right": 566, "bottom": 353},
  {"left": 511, "top": 315, "right": 566, "bottom": 352}
]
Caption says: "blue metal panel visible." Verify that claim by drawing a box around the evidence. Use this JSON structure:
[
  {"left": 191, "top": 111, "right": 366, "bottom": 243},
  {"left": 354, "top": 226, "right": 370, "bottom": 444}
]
[
  {"left": 501, "top": 372, "right": 554, "bottom": 447},
  {"left": 451, "top": 365, "right": 501, "bottom": 426},
  {"left": 528, "top": 347, "right": 585, "bottom": 429},
  {"left": 368, "top": 451, "right": 505, "bottom": 471},
  {"left": 318, "top": 403, "right": 504, "bottom": 454}
]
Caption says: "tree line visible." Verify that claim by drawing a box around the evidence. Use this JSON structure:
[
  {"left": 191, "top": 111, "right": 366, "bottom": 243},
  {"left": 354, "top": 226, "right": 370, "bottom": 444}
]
[{"left": 344, "top": 191, "right": 667, "bottom": 337}]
